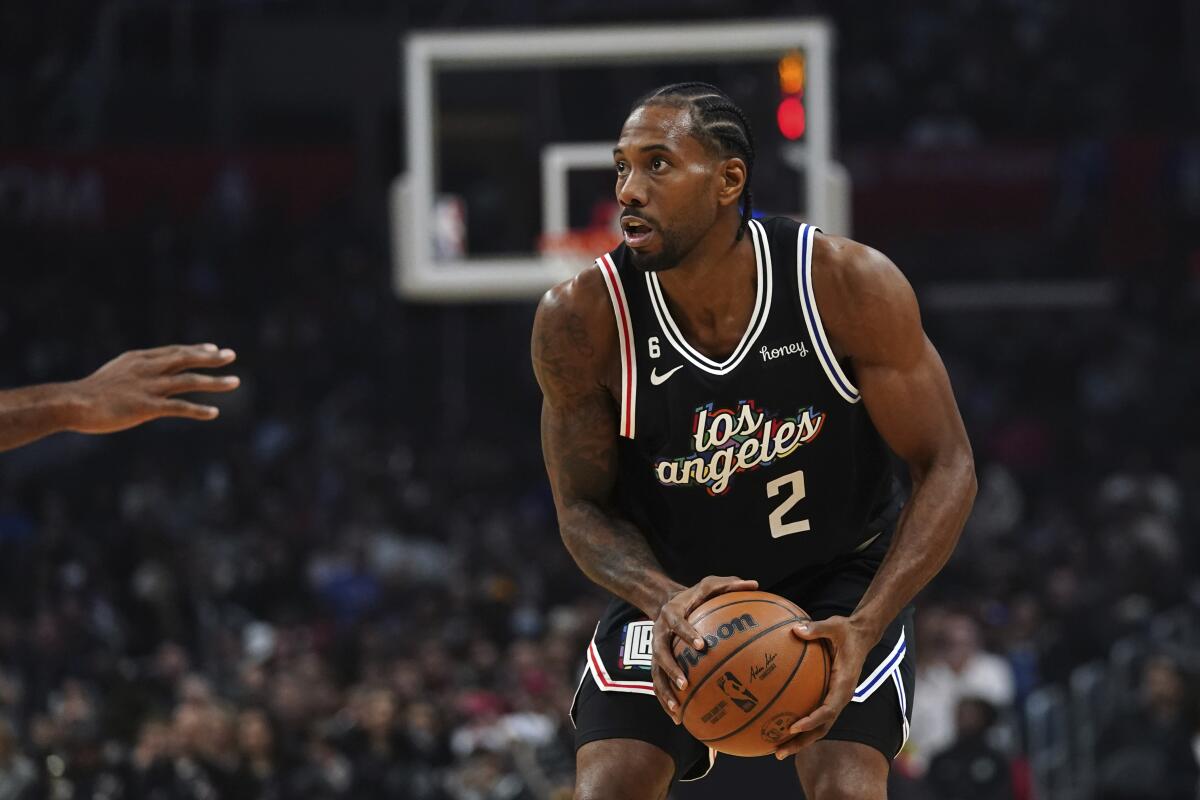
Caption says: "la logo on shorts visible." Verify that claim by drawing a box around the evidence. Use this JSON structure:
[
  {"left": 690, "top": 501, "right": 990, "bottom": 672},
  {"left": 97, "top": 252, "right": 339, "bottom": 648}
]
[{"left": 619, "top": 621, "right": 654, "bottom": 671}]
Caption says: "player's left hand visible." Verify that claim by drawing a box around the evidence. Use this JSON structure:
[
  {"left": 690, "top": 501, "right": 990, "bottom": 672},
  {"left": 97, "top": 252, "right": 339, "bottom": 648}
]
[{"left": 773, "top": 614, "right": 877, "bottom": 759}]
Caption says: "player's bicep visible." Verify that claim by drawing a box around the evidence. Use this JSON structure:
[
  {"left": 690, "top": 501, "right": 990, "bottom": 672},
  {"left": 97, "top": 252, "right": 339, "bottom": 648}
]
[
  {"left": 531, "top": 277, "right": 622, "bottom": 510},
  {"left": 539, "top": 391, "right": 620, "bottom": 510},
  {"left": 855, "top": 337, "right": 969, "bottom": 470},
  {"left": 823, "top": 244, "right": 970, "bottom": 470}
]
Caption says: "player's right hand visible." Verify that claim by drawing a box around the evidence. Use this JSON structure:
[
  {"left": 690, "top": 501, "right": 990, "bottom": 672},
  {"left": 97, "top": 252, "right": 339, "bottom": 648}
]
[
  {"left": 66, "top": 344, "right": 240, "bottom": 433},
  {"left": 650, "top": 575, "right": 759, "bottom": 724}
]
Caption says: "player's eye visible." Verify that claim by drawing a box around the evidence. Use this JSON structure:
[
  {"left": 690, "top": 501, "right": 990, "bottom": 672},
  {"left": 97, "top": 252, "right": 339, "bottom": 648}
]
[
  {"left": 615, "top": 161, "right": 628, "bottom": 175},
  {"left": 651, "top": 157, "right": 667, "bottom": 171}
]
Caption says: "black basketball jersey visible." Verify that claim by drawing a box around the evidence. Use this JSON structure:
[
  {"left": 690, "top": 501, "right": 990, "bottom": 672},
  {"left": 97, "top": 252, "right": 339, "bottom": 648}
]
[{"left": 594, "top": 217, "right": 900, "bottom": 590}]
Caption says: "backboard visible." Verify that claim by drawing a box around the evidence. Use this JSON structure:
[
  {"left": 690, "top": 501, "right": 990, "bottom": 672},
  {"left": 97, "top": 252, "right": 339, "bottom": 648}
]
[{"left": 391, "top": 20, "right": 848, "bottom": 301}]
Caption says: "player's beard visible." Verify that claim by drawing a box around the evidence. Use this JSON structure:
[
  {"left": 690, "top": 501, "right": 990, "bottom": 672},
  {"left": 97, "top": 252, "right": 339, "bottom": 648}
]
[{"left": 628, "top": 223, "right": 688, "bottom": 273}]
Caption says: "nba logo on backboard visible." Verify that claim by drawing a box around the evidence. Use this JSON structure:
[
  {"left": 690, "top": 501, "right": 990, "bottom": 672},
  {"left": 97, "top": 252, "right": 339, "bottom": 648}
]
[{"left": 619, "top": 621, "right": 654, "bottom": 671}]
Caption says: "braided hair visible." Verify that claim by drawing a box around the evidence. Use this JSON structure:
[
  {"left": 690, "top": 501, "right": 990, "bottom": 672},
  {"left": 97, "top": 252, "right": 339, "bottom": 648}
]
[{"left": 632, "top": 82, "right": 757, "bottom": 240}]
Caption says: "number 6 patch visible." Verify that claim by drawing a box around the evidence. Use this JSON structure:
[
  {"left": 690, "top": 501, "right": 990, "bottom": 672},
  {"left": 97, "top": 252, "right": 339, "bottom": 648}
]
[{"left": 619, "top": 620, "right": 655, "bottom": 671}]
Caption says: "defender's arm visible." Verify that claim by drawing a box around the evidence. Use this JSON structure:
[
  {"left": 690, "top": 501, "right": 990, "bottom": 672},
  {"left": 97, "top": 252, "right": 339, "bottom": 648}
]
[{"left": 0, "top": 344, "right": 239, "bottom": 453}]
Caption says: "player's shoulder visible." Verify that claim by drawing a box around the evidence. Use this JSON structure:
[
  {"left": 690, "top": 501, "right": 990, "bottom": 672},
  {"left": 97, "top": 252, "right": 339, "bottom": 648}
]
[
  {"left": 810, "top": 232, "right": 911, "bottom": 306},
  {"left": 808, "top": 233, "right": 920, "bottom": 358},
  {"left": 754, "top": 214, "right": 802, "bottom": 241},
  {"left": 531, "top": 259, "right": 619, "bottom": 391},
  {"left": 535, "top": 258, "right": 614, "bottom": 334}
]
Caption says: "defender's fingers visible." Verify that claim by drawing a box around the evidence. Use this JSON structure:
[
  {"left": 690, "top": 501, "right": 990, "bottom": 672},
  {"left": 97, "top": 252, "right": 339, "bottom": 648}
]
[
  {"left": 152, "top": 345, "right": 237, "bottom": 374},
  {"left": 161, "top": 373, "right": 241, "bottom": 396},
  {"left": 154, "top": 399, "right": 220, "bottom": 420}
]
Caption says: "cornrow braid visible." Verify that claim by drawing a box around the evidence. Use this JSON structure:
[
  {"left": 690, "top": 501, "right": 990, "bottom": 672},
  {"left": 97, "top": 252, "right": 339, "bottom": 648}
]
[{"left": 633, "top": 82, "right": 757, "bottom": 241}]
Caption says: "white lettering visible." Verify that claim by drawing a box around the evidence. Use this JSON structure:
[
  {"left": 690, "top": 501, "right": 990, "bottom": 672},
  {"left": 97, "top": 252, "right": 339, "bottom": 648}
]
[{"left": 760, "top": 341, "right": 809, "bottom": 362}]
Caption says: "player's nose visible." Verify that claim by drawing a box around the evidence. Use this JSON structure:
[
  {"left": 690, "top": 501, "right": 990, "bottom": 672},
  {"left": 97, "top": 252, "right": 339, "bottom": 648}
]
[{"left": 617, "top": 169, "right": 649, "bottom": 208}]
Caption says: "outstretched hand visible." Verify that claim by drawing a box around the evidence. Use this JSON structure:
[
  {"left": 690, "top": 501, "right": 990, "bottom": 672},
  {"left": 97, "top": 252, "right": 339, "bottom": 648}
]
[
  {"left": 68, "top": 344, "right": 240, "bottom": 433},
  {"left": 650, "top": 575, "right": 759, "bottom": 724},
  {"left": 773, "top": 615, "right": 877, "bottom": 759}
]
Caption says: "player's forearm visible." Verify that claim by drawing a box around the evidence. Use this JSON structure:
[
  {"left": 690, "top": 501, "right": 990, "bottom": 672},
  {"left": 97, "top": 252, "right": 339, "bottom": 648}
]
[
  {"left": 558, "top": 501, "right": 684, "bottom": 619},
  {"left": 851, "top": 453, "right": 977, "bottom": 641},
  {"left": 0, "top": 383, "right": 82, "bottom": 452}
]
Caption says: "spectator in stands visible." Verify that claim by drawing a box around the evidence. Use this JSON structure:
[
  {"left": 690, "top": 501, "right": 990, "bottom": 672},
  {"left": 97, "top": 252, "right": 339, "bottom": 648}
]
[
  {"left": 0, "top": 720, "right": 36, "bottom": 800},
  {"left": 926, "top": 697, "right": 1013, "bottom": 800},
  {"left": 1096, "top": 654, "right": 1199, "bottom": 800},
  {"left": 909, "top": 612, "right": 1016, "bottom": 769},
  {"left": 236, "top": 708, "right": 285, "bottom": 799}
]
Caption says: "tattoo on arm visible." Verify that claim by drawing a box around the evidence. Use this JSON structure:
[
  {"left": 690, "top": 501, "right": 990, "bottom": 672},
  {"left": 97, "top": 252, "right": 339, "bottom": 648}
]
[{"left": 533, "top": 289, "right": 680, "bottom": 616}]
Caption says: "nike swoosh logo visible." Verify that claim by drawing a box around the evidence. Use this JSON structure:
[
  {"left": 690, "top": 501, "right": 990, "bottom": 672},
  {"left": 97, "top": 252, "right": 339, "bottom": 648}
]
[{"left": 650, "top": 365, "right": 684, "bottom": 386}]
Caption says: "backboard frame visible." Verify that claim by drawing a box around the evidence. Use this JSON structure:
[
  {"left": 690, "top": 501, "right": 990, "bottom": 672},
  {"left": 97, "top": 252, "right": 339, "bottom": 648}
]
[{"left": 393, "top": 19, "right": 836, "bottom": 301}]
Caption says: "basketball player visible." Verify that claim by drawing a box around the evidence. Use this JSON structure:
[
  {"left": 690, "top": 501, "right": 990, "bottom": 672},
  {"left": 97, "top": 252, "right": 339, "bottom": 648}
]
[
  {"left": 531, "top": 84, "right": 976, "bottom": 799},
  {"left": 0, "top": 344, "right": 239, "bottom": 452}
]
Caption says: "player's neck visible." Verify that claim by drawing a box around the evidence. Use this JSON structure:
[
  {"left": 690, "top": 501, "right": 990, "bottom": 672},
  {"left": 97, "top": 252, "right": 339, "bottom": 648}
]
[
  {"left": 654, "top": 218, "right": 757, "bottom": 357},
  {"left": 656, "top": 217, "right": 755, "bottom": 306}
]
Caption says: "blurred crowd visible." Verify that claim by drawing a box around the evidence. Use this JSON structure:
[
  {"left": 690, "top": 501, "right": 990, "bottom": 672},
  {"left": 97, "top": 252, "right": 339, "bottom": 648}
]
[{"left": 2, "top": 1, "right": 1193, "bottom": 148}]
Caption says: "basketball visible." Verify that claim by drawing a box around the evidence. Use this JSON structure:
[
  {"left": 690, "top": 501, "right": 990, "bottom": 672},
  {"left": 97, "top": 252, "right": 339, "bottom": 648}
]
[{"left": 673, "top": 591, "right": 830, "bottom": 757}]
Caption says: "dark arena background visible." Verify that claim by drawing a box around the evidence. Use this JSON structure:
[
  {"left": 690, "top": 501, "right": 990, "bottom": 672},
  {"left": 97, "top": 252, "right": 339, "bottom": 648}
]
[{"left": 2, "top": 2, "right": 1199, "bottom": 799}]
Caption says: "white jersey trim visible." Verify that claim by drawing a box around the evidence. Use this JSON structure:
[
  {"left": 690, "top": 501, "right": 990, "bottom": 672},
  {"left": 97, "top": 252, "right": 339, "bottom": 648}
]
[
  {"left": 596, "top": 254, "right": 637, "bottom": 439},
  {"left": 644, "top": 218, "right": 773, "bottom": 376},
  {"left": 796, "top": 223, "right": 861, "bottom": 403}
]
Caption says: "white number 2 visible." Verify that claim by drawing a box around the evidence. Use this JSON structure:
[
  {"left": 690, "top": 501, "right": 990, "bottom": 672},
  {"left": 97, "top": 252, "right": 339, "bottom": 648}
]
[{"left": 766, "top": 469, "right": 811, "bottom": 538}]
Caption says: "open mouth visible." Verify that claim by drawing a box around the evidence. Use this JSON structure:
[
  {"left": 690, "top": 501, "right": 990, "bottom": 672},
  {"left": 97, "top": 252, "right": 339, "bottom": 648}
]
[{"left": 621, "top": 216, "right": 655, "bottom": 248}]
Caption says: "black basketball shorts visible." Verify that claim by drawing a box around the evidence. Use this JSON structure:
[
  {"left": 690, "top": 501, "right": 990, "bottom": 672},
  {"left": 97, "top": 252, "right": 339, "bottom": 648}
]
[{"left": 569, "top": 534, "right": 915, "bottom": 782}]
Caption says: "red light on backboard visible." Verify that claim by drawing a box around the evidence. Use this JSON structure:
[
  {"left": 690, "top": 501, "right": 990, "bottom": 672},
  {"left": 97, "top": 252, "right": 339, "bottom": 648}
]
[{"left": 777, "top": 97, "right": 806, "bottom": 140}]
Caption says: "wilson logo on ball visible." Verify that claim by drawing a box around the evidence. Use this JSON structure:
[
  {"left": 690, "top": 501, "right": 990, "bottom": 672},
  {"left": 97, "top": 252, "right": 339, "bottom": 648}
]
[{"left": 676, "top": 613, "right": 759, "bottom": 677}]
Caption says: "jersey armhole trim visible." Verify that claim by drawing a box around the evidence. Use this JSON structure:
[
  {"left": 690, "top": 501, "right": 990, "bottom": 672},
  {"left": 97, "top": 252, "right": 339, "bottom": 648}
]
[
  {"left": 596, "top": 254, "right": 637, "bottom": 438},
  {"left": 797, "top": 224, "right": 861, "bottom": 404}
]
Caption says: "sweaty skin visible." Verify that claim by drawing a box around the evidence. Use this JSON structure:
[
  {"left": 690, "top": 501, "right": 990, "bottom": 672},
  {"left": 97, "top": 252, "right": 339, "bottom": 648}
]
[
  {"left": 533, "top": 102, "right": 975, "bottom": 799},
  {"left": 0, "top": 344, "right": 240, "bottom": 452}
]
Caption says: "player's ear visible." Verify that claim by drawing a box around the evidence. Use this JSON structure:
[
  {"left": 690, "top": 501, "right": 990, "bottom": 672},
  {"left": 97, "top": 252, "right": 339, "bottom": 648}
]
[{"left": 716, "top": 157, "right": 747, "bottom": 207}]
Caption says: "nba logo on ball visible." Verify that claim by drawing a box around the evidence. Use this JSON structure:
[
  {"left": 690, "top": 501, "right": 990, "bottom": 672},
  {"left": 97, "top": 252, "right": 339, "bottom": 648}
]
[{"left": 716, "top": 672, "right": 758, "bottom": 712}]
